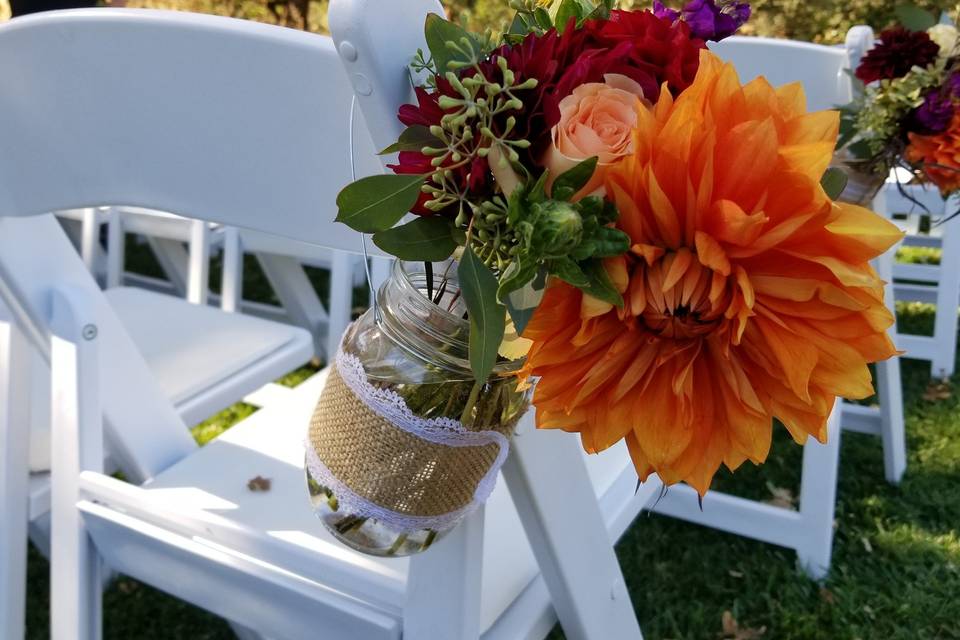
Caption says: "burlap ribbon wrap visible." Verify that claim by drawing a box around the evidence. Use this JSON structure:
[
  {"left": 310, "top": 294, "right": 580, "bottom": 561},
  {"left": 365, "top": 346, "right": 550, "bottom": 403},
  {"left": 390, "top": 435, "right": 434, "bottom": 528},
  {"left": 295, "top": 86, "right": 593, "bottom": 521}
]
[{"left": 305, "top": 350, "right": 519, "bottom": 533}]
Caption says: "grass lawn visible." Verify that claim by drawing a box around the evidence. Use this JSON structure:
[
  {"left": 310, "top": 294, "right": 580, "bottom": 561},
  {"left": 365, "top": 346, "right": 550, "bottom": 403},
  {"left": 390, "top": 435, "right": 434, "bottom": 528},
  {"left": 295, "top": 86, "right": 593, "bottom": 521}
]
[{"left": 22, "top": 245, "right": 960, "bottom": 639}]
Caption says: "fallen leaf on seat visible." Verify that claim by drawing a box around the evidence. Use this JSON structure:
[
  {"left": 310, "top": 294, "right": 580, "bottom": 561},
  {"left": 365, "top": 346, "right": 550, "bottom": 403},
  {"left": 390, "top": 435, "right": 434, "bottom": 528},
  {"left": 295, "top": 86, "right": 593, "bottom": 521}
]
[
  {"left": 721, "top": 611, "right": 766, "bottom": 639},
  {"left": 247, "top": 475, "right": 272, "bottom": 492},
  {"left": 923, "top": 379, "right": 952, "bottom": 402}
]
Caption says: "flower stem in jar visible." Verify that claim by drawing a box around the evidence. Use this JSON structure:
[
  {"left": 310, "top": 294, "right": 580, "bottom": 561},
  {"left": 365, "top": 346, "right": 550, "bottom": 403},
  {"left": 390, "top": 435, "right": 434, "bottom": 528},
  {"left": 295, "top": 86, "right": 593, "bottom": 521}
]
[{"left": 459, "top": 380, "right": 483, "bottom": 425}]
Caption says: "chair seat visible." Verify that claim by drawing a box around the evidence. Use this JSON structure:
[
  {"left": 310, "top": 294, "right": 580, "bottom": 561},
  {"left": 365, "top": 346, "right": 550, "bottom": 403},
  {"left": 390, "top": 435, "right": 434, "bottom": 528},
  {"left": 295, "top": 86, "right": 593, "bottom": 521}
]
[
  {"left": 107, "top": 287, "right": 313, "bottom": 423},
  {"left": 28, "top": 286, "right": 313, "bottom": 485},
  {"left": 137, "top": 369, "right": 646, "bottom": 637}
]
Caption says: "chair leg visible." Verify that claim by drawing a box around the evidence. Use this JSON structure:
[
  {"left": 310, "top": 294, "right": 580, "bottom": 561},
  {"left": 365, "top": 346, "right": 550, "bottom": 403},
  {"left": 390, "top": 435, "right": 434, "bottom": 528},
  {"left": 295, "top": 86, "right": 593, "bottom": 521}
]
[
  {"left": 187, "top": 219, "right": 212, "bottom": 306},
  {"left": 79, "top": 208, "right": 100, "bottom": 277},
  {"left": 404, "top": 507, "right": 485, "bottom": 640},
  {"left": 931, "top": 199, "right": 960, "bottom": 378},
  {"left": 256, "top": 253, "right": 328, "bottom": 358},
  {"left": 795, "top": 400, "right": 842, "bottom": 581},
  {"left": 104, "top": 208, "right": 125, "bottom": 290},
  {"left": 146, "top": 236, "right": 191, "bottom": 297},
  {"left": 502, "top": 415, "right": 643, "bottom": 640},
  {"left": 872, "top": 250, "right": 907, "bottom": 484},
  {"left": 0, "top": 306, "right": 30, "bottom": 640},
  {"left": 220, "top": 227, "right": 244, "bottom": 313},
  {"left": 49, "top": 288, "right": 104, "bottom": 640}
]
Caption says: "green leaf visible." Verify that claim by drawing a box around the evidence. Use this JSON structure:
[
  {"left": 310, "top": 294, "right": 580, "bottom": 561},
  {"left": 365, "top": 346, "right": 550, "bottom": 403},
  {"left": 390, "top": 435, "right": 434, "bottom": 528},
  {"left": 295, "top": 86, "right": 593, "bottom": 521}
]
[
  {"left": 335, "top": 174, "right": 426, "bottom": 233},
  {"left": 528, "top": 170, "right": 550, "bottom": 203},
  {"left": 895, "top": 4, "right": 937, "bottom": 31},
  {"left": 581, "top": 259, "right": 624, "bottom": 307},
  {"left": 585, "top": 0, "right": 613, "bottom": 21},
  {"left": 379, "top": 125, "right": 441, "bottom": 155},
  {"left": 589, "top": 227, "right": 632, "bottom": 258},
  {"left": 425, "top": 13, "right": 481, "bottom": 74},
  {"left": 372, "top": 216, "right": 456, "bottom": 261},
  {"left": 821, "top": 168, "right": 849, "bottom": 201},
  {"left": 550, "top": 256, "right": 590, "bottom": 288},
  {"left": 534, "top": 7, "right": 553, "bottom": 29},
  {"left": 497, "top": 258, "right": 538, "bottom": 302},
  {"left": 552, "top": 156, "right": 598, "bottom": 201},
  {"left": 458, "top": 248, "right": 506, "bottom": 382},
  {"left": 837, "top": 114, "right": 857, "bottom": 150},
  {"left": 555, "top": 0, "right": 581, "bottom": 32},
  {"left": 508, "top": 12, "right": 528, "bottom": 36}
]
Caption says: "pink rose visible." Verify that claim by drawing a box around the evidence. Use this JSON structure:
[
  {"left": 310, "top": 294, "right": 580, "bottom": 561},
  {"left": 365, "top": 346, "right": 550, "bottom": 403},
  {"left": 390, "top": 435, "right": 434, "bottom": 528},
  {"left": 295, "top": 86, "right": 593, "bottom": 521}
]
[{"left": 544, "top": 73, "right": 647, "bottom": 199}]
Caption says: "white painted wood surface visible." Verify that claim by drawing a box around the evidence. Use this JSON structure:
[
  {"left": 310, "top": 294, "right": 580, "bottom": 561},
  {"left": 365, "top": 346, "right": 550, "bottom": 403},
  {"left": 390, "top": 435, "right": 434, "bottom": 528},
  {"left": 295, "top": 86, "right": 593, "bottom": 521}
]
[{"left": 0, "top": 303, "right": 30, "bottom": 640}]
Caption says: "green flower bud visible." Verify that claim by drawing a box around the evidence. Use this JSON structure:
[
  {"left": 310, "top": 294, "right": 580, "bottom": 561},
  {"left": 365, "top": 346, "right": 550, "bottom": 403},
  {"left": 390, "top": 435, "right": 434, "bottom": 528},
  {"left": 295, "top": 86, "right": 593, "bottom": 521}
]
[{"left": 531, "top": 201, "right": 584, "bottom": 259}]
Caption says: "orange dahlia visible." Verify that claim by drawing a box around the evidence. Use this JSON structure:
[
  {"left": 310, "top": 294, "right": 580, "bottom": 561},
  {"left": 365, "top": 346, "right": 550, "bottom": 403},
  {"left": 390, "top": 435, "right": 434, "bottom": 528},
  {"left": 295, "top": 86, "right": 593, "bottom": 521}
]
[
  {"left": 521, "top": 50, "right": 902, "bottom": 495},
  {"left": 907, "top": 112, "right": 960, "bottom": 195}
]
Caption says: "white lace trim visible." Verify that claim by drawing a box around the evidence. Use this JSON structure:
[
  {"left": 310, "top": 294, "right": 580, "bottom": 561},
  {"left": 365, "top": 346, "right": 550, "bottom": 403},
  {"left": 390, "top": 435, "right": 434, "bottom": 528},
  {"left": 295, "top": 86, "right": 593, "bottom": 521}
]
[
  {"left": 303, "top": 349, "right": 511, "bottom": 533},
  {"left": 304, "top": 443, "right": 477, "bottom": 533}
]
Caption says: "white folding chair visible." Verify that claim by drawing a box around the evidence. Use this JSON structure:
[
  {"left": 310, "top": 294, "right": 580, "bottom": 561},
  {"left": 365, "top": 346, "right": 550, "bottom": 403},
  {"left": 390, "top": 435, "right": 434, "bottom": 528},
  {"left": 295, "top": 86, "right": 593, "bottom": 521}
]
[
  {"left": 0, "top": 8, "right": 649, "bottom": 639},
  {"left": 650, "top": 36, "right": 907, "bottom": 580},
  {"left": 843, "top": 24, "right": 960, "bottom": 378},
  {"left": 878, "top": 189, "right": 960, "bottom": 378}
]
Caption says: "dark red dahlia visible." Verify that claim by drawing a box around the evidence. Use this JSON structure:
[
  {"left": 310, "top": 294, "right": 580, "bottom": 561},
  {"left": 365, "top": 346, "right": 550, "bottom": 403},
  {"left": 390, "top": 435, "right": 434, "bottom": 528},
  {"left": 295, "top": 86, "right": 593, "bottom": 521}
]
[
  {"left": 570, "top": 9, "right": 705, "bottom": 114},
  {"left": 387, "top": 10, "right": 706, "bottom": 209},
  {"left": 477, "top": 10, "right": 705, "bottom": 159},
  {"left": 855, "top": 27, "right": 941, "bottom": 84}
]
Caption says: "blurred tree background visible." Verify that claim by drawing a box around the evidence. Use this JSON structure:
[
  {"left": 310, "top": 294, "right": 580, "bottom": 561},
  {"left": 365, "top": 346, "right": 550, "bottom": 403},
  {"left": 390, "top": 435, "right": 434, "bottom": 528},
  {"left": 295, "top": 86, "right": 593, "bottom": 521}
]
[{"left": 103, "top": 0, "right": 953, "bottom": 44}]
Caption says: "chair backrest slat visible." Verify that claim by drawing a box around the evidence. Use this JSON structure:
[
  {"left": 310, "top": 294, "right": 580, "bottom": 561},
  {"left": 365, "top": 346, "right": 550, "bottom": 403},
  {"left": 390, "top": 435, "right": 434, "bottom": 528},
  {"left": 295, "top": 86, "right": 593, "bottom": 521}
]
[
  {"left": 709, "top": 36, "right": 853, "bottom": 111},
  {"left": 329, "top": 0, "right": 444, "bottom": 153},
  {"left": 0, "top": 9, "right": 380, "bottom": 250}
]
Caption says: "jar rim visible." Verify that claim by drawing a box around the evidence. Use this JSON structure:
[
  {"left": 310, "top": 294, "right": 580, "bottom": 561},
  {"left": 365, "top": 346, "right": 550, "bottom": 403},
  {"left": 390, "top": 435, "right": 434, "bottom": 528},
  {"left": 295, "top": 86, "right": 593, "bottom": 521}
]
[{"left": 380, "top": 259, "right": 524, "bottom": 378}]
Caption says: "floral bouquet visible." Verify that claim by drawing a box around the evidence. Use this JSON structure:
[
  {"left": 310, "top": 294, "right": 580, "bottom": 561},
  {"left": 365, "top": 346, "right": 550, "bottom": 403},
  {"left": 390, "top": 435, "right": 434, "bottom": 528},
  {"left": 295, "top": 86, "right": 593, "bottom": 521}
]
[
  {"left": 838, "top": 5, "right": 960, "bottom": 206},
  {"left": 307, "top": 0, "right": 902, "bottom": 557}
]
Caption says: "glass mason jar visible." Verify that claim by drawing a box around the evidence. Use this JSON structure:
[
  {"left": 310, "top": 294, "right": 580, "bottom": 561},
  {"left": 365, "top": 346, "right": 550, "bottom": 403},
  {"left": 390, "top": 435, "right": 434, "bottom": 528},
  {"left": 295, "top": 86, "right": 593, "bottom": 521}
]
[{"left": 305, "top": 259, "right": 530, "bottom": 557}]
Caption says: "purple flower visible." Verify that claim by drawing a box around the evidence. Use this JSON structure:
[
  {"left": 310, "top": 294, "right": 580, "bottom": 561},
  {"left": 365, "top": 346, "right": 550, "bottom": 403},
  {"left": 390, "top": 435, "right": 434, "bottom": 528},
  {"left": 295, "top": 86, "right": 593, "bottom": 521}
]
[
  {"left": 948, "top": 71, "right": 960, "bottom": 98},
  {"left": 913, "top": 90, "right": 955, "bottom": 134},
  {"left": 681, "top": 0, "right": 751, "bottom": 42},
  {"left": 652, "top": 0, "right": 680, "bottom": 22}
]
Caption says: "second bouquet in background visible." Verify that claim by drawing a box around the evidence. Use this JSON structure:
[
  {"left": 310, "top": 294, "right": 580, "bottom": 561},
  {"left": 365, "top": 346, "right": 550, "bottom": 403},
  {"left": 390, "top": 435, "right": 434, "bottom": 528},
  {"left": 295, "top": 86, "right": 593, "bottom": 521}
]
[
  {"left": 311, "top": 0, "right": 901, "bottom": 556},
  {"left": 838, "top": 6, "right": 960, "bottom": 207}
]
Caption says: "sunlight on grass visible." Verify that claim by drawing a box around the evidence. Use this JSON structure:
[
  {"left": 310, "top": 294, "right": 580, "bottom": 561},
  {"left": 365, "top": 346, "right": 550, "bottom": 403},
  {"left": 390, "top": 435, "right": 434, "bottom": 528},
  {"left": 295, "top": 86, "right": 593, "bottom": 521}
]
[
  {"left": 276, "top": 364, "right": 322, "bottom": 388},
  {"left": 190, "top": 403, "right": 258, "bottom": 445},
  {"left": 897, "top": 246, "right": 942, "bottom": 265}
]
